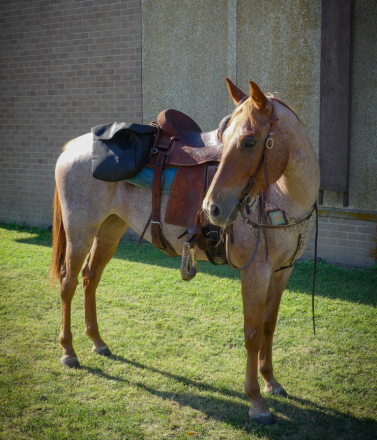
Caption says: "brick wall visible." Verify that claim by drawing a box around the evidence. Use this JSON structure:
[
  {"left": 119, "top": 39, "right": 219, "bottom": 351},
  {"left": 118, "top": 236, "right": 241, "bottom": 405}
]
[
  {"left": 0, "top": 0, "right": 142, "bottom": 226},
  {"left": 301, "top": 212, "right": 377, "bottom": 268}
]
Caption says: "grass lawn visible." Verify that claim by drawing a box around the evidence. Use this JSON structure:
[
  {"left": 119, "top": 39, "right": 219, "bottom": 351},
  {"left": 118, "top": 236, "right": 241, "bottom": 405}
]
[{"left": 0, "top": 223, "right": 376, "bottom": 440}]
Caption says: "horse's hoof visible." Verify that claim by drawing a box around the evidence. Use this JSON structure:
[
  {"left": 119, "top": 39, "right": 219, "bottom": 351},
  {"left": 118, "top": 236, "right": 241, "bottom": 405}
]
[
  {"left": 93, "top": 346, "right": 112, "bottom": 357},
  {"left": 249, "top": 410, "right": 275, "bottom": 425},
  {"left": 60, "top": 356, "right": 80, "bottom": 368},
  {"left": 266, "top": 386, "right": 288, "bottom": 397}
]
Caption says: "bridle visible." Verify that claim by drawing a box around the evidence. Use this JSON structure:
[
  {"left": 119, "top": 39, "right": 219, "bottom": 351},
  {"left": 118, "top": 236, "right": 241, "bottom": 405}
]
[
  {"left": 220, "top": 99, "right": 279, "bottom": 271},
  {"left": 218, "top": 99, "right": 278, "bottom": 209},
  {"left": 218, "top": 97, "right": 318, "bottom": 334},
  {"left": 239, "top": 101, "right": 279, "bottom": 209}
]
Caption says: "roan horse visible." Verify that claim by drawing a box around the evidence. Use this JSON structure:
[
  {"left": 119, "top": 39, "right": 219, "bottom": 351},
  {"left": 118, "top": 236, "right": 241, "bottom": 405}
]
[{"left": 51, "top": 79, "right": 320, "bottom": 424}]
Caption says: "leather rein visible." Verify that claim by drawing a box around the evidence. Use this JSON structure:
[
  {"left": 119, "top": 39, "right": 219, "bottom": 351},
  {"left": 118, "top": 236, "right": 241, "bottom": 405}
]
[{"left": 222, "top": 99, "right": 318, "bottom": 334}]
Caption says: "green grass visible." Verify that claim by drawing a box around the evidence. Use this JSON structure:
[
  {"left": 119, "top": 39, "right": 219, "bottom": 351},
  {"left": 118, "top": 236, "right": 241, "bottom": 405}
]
[{"left": 0, "top": 223, "right": 376, "bottom": 440}]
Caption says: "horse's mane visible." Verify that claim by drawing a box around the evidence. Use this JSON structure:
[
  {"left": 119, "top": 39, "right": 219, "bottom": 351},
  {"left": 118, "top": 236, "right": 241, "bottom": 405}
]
[{"left": 266, "top": 95, "right": 302, "bottom": 123}]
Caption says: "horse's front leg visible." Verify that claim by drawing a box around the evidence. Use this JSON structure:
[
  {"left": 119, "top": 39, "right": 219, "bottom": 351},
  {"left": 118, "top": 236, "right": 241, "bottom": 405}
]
[
  {"left": 241, "top": 264, "right": 274, "bottom": 424},
  {"left": 259, "top": 268, "right": 292, "bottom": 397}
]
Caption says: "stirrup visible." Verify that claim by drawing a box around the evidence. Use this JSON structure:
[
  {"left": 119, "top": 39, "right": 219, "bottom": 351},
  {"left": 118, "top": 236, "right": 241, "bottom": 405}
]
[{"left": 181, "top": 242, "right": 197, "bottom": 281}]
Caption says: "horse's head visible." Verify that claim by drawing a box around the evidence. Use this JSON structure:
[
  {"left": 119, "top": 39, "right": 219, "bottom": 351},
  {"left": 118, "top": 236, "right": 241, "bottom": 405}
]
[{"left": 203, "top": 79, "right": 290, "bottom": 226}]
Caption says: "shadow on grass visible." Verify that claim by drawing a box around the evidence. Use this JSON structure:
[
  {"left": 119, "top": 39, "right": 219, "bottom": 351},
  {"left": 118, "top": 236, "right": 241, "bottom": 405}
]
[
  {"left": 81, "top": 356, "right": 377, "bottom": 439},
  {"left": 1, "top": 223, "right": 52, "bottom": 247},
  {"left": 114, "top": 243, "right": 377, "bottom": 306},
  {"left": 3, "top": 223, "right": 376, "bottom": 306},
  {"left": 288, "top": 260, "right": 377, "bottom": 306},
  {"left": 112, "top": 355, "right": 247, "bottom": 401}
]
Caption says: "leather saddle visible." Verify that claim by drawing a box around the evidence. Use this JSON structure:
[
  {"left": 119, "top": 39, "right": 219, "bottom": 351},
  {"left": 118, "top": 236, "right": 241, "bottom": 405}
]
[
  {"left": 143, "top": 108, "right": 229, "bottom": 280},
  {"left": 148, "top": 109, "right": 223, "bottom": 167}
]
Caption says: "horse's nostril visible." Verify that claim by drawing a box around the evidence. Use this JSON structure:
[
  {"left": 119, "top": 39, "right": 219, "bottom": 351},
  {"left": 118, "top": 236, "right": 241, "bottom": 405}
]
[{"left": 210, "top": 204, "right": 221, "bottom": 219}]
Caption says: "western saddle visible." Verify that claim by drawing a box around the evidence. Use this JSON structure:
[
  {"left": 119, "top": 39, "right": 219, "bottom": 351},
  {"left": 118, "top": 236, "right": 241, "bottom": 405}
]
[{"left": 141, "top": 108, "right": 230, "bottom": 281}]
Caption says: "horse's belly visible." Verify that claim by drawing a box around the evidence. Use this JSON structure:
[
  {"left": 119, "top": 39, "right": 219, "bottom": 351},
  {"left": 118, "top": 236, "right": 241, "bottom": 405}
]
[{"left": 114, "top": 183, "right": 211, "bottom": 261}]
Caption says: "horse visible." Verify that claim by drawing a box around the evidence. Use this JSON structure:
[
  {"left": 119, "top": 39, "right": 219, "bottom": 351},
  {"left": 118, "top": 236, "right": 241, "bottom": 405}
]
[{"left": 51, "top": 79, "right": 320, "bottom": 425}]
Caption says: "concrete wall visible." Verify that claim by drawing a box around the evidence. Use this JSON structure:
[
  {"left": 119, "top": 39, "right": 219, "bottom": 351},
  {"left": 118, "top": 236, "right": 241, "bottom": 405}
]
[
  {"left": 142, "top": 0, "right": 377, "bottom": 214},
  {"left": 237, "top": 0, "right": 321, "bottom": 160},
  {"left": 142, "top": 0, "right": 376, "bottom": 266},
  {"left": 142, "top": 0, "right": 232, "bottom": 131},
  {"left": 0, "top": 0, "right": 142, "bottom": 226},
  {"left": 236, "top": 0, "right": 377, "bottom": 213},
  {"left": 142, "top": 0, "right": 321, "bottom": 152}
]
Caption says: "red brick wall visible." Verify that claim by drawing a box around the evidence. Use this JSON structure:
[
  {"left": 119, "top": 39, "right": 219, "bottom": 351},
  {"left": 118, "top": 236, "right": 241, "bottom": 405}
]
[{"left": 0, "top": 0, "right": 142, "bottom": 226}]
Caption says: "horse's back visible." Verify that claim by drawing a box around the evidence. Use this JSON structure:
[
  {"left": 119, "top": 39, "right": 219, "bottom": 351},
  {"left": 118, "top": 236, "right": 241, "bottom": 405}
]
[
  {"left": 55, "top": 133, "right": 119, "bottom": 230},
  {"left": 56, "top": 133, "right": 92, "bottom": 174}
]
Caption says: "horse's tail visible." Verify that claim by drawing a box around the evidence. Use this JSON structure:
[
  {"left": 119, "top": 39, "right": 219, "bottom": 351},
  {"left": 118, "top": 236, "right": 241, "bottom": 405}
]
[{"left": 50, "top": 186, "right": 66, "bottom": 284}]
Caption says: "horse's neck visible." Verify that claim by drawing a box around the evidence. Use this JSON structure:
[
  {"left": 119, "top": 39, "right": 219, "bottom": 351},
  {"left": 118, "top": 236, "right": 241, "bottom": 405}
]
[{"left": 267, "top": 110, "right": 320, "bottom": 219}]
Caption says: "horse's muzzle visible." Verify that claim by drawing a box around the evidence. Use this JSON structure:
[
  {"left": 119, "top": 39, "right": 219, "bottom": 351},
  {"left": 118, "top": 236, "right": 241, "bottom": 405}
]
[{"left": 205, "top": 198, "right": 239, "bottom": 226}]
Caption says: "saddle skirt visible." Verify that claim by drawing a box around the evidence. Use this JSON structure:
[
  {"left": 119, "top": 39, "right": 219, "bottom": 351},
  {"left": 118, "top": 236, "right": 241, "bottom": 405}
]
[{"left": 146, "top": 109, "right": 223, "bottom": 229}]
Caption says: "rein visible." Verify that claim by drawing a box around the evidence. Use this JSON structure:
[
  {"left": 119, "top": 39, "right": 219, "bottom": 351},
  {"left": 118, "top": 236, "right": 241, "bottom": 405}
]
[{"left": 223, "top": 99, "right": 318, "bottom": 334}]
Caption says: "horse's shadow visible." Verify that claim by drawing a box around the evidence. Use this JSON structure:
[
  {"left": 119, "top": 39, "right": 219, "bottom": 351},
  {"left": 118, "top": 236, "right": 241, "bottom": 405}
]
[
  {"left": 81, "top": 354, "right": 377, "bottom": 439},
  {"left": 113, "top": 242, "right": 377, "bottom": 306},
  {"left": 6, "top": 222, "right": 376, "bottom": 306}
]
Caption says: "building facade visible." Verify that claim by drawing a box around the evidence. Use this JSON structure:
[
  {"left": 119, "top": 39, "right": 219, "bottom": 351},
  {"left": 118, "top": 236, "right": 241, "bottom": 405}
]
[{"left": 1, "top": 0, "right": 376, "bottom": 267}]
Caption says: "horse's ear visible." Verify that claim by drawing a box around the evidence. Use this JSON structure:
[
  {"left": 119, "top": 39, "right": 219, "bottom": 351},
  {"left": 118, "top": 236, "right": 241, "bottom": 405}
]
[
  {"left": 249, "top": 81, "right": 268, "bottom": 110},
  {"left": 226, "top": 78, "right": 247, "bottom": 105}
]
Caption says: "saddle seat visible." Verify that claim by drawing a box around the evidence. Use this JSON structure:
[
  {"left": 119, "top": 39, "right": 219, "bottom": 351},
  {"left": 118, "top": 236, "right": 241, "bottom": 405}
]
[
  {"left": 158, "top": 108, "right": 202, "bottom": 136},
  {"left": 148, "top": 109, "right": 223, "bottom": 167}
]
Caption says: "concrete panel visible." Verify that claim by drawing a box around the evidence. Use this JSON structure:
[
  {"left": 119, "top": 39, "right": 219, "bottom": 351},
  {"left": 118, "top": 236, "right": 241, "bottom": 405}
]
[
  {"left": 349, "top": 0, "right": 377, "bottom": 211},
  {"left": 142, "top": 0, "right": 230, "bottom": 132},
  {"left": 237, "top": 0, "right": 321, "bottom": 157}
]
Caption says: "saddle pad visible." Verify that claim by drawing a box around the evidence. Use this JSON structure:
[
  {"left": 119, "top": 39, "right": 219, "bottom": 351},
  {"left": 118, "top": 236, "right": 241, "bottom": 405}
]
[
  {"left": 126, "top": 166, "right": 177, "bottom": 194},
  {"left": 91, "top": 122, "right": 157, "bottom": 182}
]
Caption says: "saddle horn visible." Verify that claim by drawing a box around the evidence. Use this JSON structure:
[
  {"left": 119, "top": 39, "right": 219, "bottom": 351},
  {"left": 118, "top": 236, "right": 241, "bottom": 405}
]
[{"left": 226, "top": 78, "right": 247, "bottom": 105}]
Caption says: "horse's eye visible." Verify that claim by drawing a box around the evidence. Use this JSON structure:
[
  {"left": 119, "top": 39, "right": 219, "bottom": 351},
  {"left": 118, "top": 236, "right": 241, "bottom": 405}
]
[{"left": 240, "top": 137, "right": 256, "bottom": 150}]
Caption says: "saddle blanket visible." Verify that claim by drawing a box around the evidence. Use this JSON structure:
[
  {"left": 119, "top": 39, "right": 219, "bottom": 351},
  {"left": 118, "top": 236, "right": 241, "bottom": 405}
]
[{"left": 126, "top": 166, "right": 177, "bottom": 194}]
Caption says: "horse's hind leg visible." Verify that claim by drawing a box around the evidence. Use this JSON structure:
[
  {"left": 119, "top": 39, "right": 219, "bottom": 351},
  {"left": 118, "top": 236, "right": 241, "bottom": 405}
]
[
  {"left": 60, "top": 237, "right": 95, "bottom": 368},
  {"left": 259, "top": 268, "right": 293, "bottom": 397},
  {"left": 81, "top": 215, "right": 128, "bottom": 356}
]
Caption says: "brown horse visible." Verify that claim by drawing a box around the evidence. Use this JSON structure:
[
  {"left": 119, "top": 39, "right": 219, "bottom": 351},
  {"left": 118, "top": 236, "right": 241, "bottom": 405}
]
[{"left": 51, "top": 79, "right": 319, "bottom": 424}]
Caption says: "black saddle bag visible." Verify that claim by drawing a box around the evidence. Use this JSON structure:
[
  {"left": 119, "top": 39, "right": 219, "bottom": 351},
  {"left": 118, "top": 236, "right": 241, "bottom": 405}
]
[{"left": 91, "top": 122, "right": 158, "bottom": 182}]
